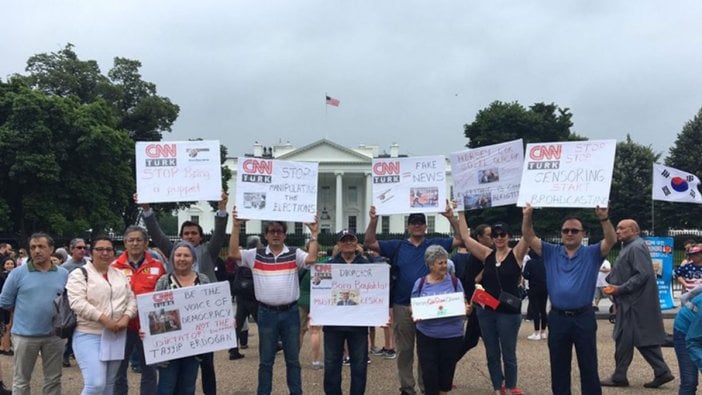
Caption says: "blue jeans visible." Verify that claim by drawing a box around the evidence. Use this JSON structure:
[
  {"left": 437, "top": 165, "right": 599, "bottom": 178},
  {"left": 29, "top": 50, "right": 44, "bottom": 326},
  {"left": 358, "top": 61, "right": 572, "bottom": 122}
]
[
  {"left": 476, "top": 308, "right": 521, "bottom": 390},
  {"left": 257, "top": 303, "right": 302, "bottom": 395},
  {"left": 324, "top": 328, "right": 368, "bottom": 395},
  {"left": 157, "top": 356, "right": 200, "bottom": 395},
  {"left": 548, "top": 308, "right": 601, "bottom": 395},
  {"left": 674, "top": 328, "right": 699, "bottom": 395},
  {"left": 115, "top": 330, "right": 157, "bottom": 395},
  {"left": 73, "top": 331, "right": 121, "bottom": 395}
]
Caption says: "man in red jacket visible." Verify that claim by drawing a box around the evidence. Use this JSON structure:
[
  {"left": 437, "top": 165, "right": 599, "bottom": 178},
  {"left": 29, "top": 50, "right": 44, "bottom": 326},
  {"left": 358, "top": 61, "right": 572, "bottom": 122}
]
[{"left": 112, "top": 225, "right": 166, "bottom": 395}]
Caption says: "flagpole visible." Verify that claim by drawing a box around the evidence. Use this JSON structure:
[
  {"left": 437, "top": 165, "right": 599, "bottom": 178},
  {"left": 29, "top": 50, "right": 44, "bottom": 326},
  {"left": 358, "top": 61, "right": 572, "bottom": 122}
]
[
  {"left": 651, "top": 199, "right": 655, "bottom": 236},
  {"left": 324, "top": 93, "right": 328, "bottom": 139}
]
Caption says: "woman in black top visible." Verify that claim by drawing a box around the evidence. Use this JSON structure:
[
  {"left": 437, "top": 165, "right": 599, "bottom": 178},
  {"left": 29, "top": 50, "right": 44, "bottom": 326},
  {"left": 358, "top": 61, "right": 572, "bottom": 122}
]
[
  {"left": 523, "top": 249, "right": 548, "bottom": 340},
  {"left": 458, "top": 211, "right": 529, "bottom": 395}
]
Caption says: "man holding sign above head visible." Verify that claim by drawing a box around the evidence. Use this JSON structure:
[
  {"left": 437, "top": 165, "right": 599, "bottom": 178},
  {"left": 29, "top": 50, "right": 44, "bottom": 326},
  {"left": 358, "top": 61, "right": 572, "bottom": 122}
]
[
  {"left": 364, "top": 204, "right": 462, "bottom": 395},
  {"left": 136, "top": 192, "right": 228, "bottom": 395},
  {"left": 229, "top": 206, "right": 320, "bottom": 395},
  {"left": 324, "top": 229, "right": 371, "bottom": 395},
  {"left": 521, "top": 203, "right": 616, "bottom": 395}
]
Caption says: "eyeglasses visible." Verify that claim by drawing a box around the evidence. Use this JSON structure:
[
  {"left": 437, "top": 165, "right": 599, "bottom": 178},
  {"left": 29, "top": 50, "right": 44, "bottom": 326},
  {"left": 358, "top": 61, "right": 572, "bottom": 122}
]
[
  {"left": 267, "top": 229, "right": 285, "bottom": 235},
  {"left": 74, "top": 246, "right": 87, "bottom": 250},
  {"left": 93, "top": 247, "right": 114, "bottom": 253},
  {"left": 491, "top": 232, "right": 508, "bottom": 238},
  {"left": 126, "top": 238, "right": 145, "bottom": 244},
  {"left": 561, "top": 228, "right": 583, "bottom": 235}
]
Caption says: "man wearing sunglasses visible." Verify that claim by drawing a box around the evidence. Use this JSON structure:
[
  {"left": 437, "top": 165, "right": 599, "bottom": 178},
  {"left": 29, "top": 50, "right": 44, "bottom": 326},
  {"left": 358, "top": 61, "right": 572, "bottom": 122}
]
[
  {"left": 59, "top": 238, "right": 89, "bottom": 367},
  {"left": 600, "top": 219, "right": 674, "bottom": 389},
  {"left": 521, "top": 203, "right": 616, "bottom": 395}
]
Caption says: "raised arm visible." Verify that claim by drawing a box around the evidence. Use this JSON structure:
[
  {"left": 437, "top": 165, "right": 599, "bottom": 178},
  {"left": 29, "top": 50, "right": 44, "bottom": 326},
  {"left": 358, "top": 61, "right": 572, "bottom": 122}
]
[
  {"left": 457, "top": 211, "right": 492, "bottom": 262},
  {"left": 363, "top": 206, "right": 380, "bottom": 252},
  {"left": 206, "top": 192, "right": 230, "bottom": 260},
  {"left": 441, "top": 200, "right": 464, "bottom": 249},
  {"left": 596, "top": 205, "right": 616, "bottom": 257},
  {"left": 227, "top": 206, "right": 245, "bottom": 261},
  {"left": 135, "top": 193, "right": 175, "bottom": 257},
  {"left": 521, "top": 202, "right": 543, "bottom": 257},
  {"left": 304, "top": 215, "right": 320, "bottom": 265}
]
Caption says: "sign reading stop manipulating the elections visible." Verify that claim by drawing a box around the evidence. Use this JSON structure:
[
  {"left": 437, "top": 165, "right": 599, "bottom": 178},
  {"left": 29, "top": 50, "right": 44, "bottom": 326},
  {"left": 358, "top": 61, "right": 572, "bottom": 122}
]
[
  {"left": 236, "top": 158, "right": 318, "bottom": 223},
  {"left": 135, "top": 140, "right": 222, "bottom": 203},
  {"left": 517, "top": 140, "right": 617, "bottom": 208},
  {"left": 450, "top": 139, "right": 524, "bottom": 211},
  {"left": 371, "top": 156, "right": 447, "bottom": 215}
]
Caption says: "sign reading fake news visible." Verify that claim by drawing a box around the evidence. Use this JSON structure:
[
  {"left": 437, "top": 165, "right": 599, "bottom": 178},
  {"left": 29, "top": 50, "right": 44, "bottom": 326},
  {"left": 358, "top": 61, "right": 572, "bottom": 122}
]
[
  {"left": 450, "top": 139, "right": 524, "bottom": 211},
  {"left": 137, "top": 282, "right": 236, "bottom": 365},
  {"left": 135, "top": 140, "right": 222, "bottom": 203},
  {"left": 517, "top": 140, "right": 616, "bottom": 208},
  {"left": 371, "top": 156, "right": 447, "bottom": 215},
  {"left": 411, "top": 292, "right": 466, "bottom": 320},
  {"left": 310, "top": 264, "right": 390, "bottom": 326},
  {"left": 236, "top": 158, "right": 318, "bottom": 223}
]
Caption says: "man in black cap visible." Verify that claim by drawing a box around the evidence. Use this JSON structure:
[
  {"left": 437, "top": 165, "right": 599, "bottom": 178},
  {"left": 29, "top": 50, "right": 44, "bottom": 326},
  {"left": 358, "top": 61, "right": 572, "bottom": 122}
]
[
  {"left": 364, "top": 207, "right": 463, "bottom": 395},
  {"left": 324, "top": 229, "right": 370, "bottom": 395}
]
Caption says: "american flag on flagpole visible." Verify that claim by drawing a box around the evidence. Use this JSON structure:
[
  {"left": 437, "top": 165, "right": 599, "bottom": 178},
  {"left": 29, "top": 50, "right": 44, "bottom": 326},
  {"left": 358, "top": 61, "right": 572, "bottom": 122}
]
[{"left": 325, "top": 95, "right": 340, "bottom": 107}]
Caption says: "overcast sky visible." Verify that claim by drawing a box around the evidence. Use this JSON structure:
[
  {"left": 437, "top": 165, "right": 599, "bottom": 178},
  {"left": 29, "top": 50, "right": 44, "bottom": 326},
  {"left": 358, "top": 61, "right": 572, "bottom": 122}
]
[{"left": 3, "top": 1, "right": 701, "bottom": 160}]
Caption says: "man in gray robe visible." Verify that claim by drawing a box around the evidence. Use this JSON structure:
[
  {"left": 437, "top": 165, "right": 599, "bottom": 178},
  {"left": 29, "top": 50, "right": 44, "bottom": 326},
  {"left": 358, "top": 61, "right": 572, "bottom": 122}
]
[{"left": 600, "top": 219, "right": 674, "bottom": 389}]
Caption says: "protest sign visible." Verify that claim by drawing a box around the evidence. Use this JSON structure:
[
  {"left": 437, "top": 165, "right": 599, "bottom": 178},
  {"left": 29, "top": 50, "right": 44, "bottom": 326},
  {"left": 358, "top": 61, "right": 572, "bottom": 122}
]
[
  {"left": 371, "top": 156, "right": 447, "bottom": 215},
  {"left": 450, "top": 139, "right": 524, "bottom": 210},
  {"left": 411, "top": 292, "right": 466, "bottom": 320},
  {"left": 644, "top": 237, "right": 676, "bottom": 310},
  {"left": 517, "top": 140, "right": 616, "bottom": 208},
  {"left": 310, "top": 264, "right": 389, "bottom": 326},
  {"left": 135, "top": 140, "right": 222, "bottom": 203},
  {"left": 236, "top": 158, "right": 318, "bottom": 223},
  {"left": 137, "top": 282, "right": 236, "bottom": 365}
]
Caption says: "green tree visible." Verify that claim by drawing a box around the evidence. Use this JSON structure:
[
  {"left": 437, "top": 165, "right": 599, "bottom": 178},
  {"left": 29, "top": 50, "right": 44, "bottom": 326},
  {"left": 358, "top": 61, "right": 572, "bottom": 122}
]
[
  {"left": 462, "top": 101, "right": 592, "bottom": 236},
  {"left": 609, "top": 134, "right": 660, "bottom": 231},
  {"left": 657, "top": 107, "right": 702, "bottom": 230}
]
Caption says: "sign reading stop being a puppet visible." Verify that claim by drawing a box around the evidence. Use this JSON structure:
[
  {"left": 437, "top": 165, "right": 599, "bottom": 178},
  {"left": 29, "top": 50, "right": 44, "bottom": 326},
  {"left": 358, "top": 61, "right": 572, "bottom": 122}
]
[{"left": 135, "top": 140, "right": 222, "bottom": 203}]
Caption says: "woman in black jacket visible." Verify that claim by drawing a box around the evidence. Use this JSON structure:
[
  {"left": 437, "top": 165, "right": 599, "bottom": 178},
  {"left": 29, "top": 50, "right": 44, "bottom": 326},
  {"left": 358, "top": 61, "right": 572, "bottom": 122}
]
[{"left": 523, "top": 249, "right": 548, "bottom": 340}]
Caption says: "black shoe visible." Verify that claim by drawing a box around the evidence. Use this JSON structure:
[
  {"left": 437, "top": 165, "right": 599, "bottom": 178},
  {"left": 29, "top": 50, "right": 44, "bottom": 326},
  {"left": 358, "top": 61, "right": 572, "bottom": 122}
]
[
  {"left": 276, "top": 342, "right": 283, "bottom": 352},
  {"left": 62, "top": 357, "right": 71, "bottom": 367},
  {"left": 600, "top": 377, "right": 629, "bottom": 387},
  {"left": 643, "top": 373, "right": 674, "bottom": 388},
  {"left": 0, "top": 381, "right": 11, "bottom": 395},
  {"left": 229, "top": 352, "right": 245, "bottom": 360},
  {"left": 240, "top": 344, "right": 248, "bottom": 350}
]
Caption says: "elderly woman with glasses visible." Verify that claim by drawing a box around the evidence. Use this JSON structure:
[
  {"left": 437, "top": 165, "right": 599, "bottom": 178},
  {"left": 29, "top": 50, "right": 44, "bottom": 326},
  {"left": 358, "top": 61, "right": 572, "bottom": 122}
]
[
  {"left": 67, "top": 236, "right": 136, "bottom": 395},
  {"left": 458, "top": 212, "right": 529, "bottom": 395},
  {"left": 410, "top": 245, "right": 468, "bottom": 395}
]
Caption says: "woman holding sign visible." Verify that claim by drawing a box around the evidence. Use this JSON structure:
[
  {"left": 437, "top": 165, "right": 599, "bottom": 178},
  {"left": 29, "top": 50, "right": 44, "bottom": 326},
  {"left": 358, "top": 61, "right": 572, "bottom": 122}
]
[
  {"left": 411, "top": 245, "right": 468, "bottom": 395},
  {"left": 154, "top": 241, "right": 211, "bottom": 395},
  {"left": 67, "top": 236, "right": 136, "bottom": 395},
  {"left": 457, "top": 211, "right": 529, "bottom": 395}
]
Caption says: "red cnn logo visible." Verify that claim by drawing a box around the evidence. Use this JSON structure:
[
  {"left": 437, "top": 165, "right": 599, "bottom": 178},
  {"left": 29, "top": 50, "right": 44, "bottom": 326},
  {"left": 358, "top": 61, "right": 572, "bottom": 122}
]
[
  {"left": 529, "top": 145, "right": 562, "bottom": 160},
  {"left": 242, "top": 159, "right": 273, "bottom": 174},
  {"left": 152, "top": 291, "right": 174, "bottom": 303},
  {"left": 145, "top": 144, "right": 177, "bottom": 158},
  {"left": 373, "top": 161, "right": 400, "bottom": 176}
]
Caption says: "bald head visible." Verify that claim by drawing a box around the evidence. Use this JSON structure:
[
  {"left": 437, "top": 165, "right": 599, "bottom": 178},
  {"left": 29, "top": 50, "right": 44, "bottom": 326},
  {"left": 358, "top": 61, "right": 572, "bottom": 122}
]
[{"left": 616, "top": 219, "right": 640, "bottom": 242}]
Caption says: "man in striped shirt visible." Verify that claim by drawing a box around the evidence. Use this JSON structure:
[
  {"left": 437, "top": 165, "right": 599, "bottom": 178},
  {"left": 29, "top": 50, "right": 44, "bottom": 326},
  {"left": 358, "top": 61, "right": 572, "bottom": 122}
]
[{"left": 229, "top": 207, "right": 320, "bottom": 395}]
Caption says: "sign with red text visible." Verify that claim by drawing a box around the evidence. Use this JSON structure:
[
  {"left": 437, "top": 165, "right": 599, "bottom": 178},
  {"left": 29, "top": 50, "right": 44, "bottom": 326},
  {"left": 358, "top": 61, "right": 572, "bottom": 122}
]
[
  {"left": 371, "top": 156, "right": 447, "bottom": 215},
  {"left": 310, "top": 264, "right": 389, "bottom": 326},
  {"left": 137, "top": 282, "right": 236, "bottom": 365},
  {"left": 411, "top": 292, "right": 466, "bottom": 320},
  {"left": 236, "top": 159, "right": 318, "bottom": 223},
  {"left": 450, "top": 139, "right": 524, "bottom": 210},
  {"left": 517, "top": 140, "right": 616, "bottom": 208},
  {"left": 135, "top": 140, "right": 222, "bottom": 203}
]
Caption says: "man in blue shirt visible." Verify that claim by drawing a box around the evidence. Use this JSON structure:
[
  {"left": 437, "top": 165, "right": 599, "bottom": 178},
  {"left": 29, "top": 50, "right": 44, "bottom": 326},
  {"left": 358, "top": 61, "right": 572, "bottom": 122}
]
[
  {"left": 364, "top": 205, "right": 462, "bottom": 395},
  {"left": 521, "top": 204, "right": 616, "bottom": 395},
  {"left": 0, "top": 233, "right": 69, "bottom": 395}
]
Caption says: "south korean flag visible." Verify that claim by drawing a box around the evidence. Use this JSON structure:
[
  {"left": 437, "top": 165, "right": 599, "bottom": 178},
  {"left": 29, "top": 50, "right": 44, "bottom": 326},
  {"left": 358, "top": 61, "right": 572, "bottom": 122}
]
[{"left": 652, "top": 164, "right": 702, "bottom": 204}]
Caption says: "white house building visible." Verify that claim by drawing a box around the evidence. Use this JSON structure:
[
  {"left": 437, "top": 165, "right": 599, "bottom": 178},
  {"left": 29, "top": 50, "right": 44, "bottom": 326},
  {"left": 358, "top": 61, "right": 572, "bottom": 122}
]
[{"left": 177, "top": 139, "right": 456, "bottom": 237}]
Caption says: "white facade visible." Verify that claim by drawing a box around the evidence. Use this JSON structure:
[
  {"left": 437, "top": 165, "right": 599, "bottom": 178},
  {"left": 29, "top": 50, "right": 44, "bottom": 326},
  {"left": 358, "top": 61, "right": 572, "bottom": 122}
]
[{"left": 177, "top": 139, "right": 456, "bottom": 236}]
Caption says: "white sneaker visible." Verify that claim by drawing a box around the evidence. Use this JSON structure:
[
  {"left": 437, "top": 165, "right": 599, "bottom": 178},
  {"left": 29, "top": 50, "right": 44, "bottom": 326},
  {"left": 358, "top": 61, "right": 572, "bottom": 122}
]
[{"left": 527, "top": 333, "right": 541, "bottom": 340}]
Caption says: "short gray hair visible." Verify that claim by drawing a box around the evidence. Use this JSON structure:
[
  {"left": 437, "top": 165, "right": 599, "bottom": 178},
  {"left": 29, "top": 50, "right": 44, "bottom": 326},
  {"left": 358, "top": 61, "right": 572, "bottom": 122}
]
[
  {"left": 124, "top": 225, "right": 148, "bottom": 241},
  {"left": 424, "top": 245, "right": 449, "bottom": 268},
  {"left": 69, "top": 238, "right": 85, "bottom": 250},
  {"left": 246, "top": 235, "right": 262, "bottom": 249}
]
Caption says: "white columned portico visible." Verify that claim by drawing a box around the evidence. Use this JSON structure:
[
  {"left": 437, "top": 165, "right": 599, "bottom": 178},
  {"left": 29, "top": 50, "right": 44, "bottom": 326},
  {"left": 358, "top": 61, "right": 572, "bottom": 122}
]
[
  {"left": 364, "top": 172, "right": 372, "bottom": 231},
  {"left": 335, "top": 172, "right": 344, "bottom": 232}
]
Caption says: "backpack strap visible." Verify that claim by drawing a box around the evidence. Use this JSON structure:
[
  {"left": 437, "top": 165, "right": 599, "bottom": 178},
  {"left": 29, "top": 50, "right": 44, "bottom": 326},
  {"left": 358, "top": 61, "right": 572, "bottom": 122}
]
[
  {"left": 418, "top": 275, "right": 427, "bottom": 294},
  {"left": 451, "top": 274, "right": 458, "bottom": 292}
]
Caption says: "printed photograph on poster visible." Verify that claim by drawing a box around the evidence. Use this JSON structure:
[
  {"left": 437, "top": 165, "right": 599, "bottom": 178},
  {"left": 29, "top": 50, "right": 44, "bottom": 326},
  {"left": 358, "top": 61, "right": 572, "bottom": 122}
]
[
  {"left": 450, "top": 139, "right": 524, "bottom": 211},
  {"left": 310, "top": 264, "right": 390, "bottom": 326},
  {"left": 147, "top": 309, "right": 182, "bottom": 335},
  {"left": 371, "top": 156, "right": 447, "bottom": 215},
  {"left": 236, "top": 158, "right": 318, "bottom": 223},
  {"left": 135, "top": 140, "right": 222, "bottom": 204},
  {"left": 517, "top": 139, "right": 616, "bottom": 208}
]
